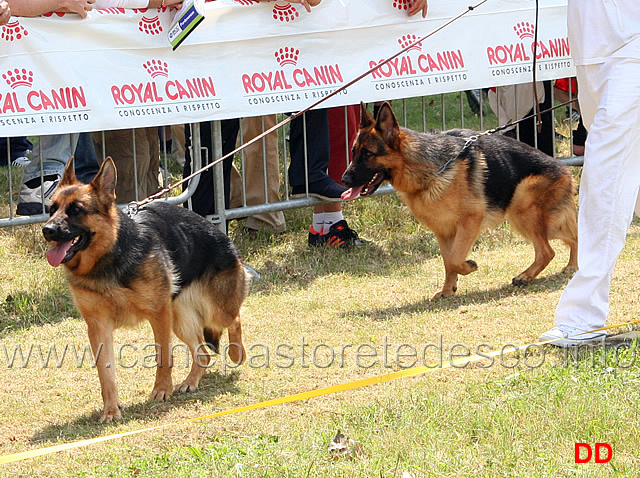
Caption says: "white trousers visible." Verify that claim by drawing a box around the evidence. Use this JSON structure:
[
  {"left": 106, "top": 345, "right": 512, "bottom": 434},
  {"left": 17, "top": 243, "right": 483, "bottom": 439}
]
[{"left": 555, "top": 57, "right": 640, "bottom": 331}]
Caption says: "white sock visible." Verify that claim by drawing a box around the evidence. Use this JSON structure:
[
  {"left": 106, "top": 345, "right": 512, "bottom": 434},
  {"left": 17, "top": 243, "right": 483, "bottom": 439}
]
[
  {"left": 322, "top": 211, "right": 344, "bottom": 233},
  {"left": 312, "top": 213, "right": 325, "bottom": 234}
]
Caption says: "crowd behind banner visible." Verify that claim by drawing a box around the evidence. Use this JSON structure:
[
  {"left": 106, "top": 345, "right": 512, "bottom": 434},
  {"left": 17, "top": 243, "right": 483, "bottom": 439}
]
[{"left": 0, "top": 0, "right": 573, "bottom": 137}]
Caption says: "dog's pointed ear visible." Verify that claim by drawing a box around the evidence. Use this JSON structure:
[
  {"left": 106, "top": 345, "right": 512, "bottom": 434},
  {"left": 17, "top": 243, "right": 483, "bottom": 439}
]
[
  {"left": 91, "top": 157, "right": 118, "bottom": 203},
  {"left": 360, "top": 101, "right": 375, "bottom": 129},
  {"left": 376, "top": 102, "right": 399, "bottom": 145},
  {"left": 59, "top": 156, "right": 77, "bottom": 186}
]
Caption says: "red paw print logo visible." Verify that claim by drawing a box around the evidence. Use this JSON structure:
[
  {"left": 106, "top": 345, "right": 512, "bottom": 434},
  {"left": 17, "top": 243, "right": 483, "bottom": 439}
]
[
  {"left": 392, "top": 0, "right": 413, "bottom": 13},
  {"left": 275, "top": 47, "right": 299, "bottom": 67},
  {"left": 143, "top": 59, "right": 169, "bottom": 78},
  {"left": 513, "top": 22, "right": 535, "bottom": 40},
  {"left": 1, "top": 21, "right": 29, "bottom": 42},
  {"left": 42, "top": 12, "right": 66, "bottom": 17},
  {"left": 139, "top": 15, "right": 163, "bottom": 35},
  {"left": 2, "top": 68, "right": 34, "bottom": 88},
  {"left": 272, "top": 2, "right": 299, "bottom": 22},
  {"left": 398, "top": 34, "right": 422, "bottom": 52}
]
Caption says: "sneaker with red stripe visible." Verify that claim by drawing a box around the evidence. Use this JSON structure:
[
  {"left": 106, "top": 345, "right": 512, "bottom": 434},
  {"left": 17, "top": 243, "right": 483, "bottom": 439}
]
[
  {"left": 324, "top": 220, "right": 368, "bottom": 248},
  {"left": 308, "top": 226, "right": 328, "bottom": 247}
]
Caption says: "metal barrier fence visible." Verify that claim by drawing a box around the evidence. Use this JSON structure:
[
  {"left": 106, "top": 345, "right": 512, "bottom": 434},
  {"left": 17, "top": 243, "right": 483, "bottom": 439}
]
[{"left": 1, "top": 87, "right": 583, "bottom": 232}]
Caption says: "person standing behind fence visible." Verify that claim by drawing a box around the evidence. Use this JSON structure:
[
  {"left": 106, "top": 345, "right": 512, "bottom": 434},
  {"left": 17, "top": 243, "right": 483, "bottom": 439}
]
[
  {"left": 229, "top": 115, "right": 286, "bottom": 235},
  {"left": 0, "top": 136, "right": 32, "bottom": 167},
  {"left": 539, "top": 0, "right": 640, "bottom": 347},
  {"left": 305, "top": 0, "right": 426, "bottom": 247},
  {"left": 554, "top": 77, "right": 587, "bottom": 156},
  {"left": 289, "top": 107, "right": 367, "bottom": 248},
  {"left": 93, "top": 128, "right": 162, "bottom": 204},
  {"left": 487, "top": 81, "right": 554, "bottom": 157},
  {"left": 15, "top": 133, "right": 99, "bottom": 215}
]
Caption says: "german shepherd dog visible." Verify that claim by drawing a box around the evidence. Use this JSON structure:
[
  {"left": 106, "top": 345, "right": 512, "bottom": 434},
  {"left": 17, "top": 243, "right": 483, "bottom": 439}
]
[
  {"left": 342, "top": 102, "right": 578, "bottom": 299},
  {"left": 42, "top": 158, "right": 250, "bottom": 422}
]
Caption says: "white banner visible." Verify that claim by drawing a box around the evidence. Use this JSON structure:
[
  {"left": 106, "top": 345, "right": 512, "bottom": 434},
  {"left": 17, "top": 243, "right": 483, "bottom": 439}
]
[{"left": 0, "top": 0, "right": 573, "bottom": 136}]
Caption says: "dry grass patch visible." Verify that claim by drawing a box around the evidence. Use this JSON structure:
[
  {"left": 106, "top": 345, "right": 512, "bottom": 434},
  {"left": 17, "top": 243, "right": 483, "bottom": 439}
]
[{"left": 0, "top": 192, "right": 639, "bottom": 476}]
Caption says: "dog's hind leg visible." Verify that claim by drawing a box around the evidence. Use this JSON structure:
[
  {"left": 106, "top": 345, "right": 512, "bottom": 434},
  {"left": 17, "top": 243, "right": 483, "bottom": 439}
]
[
  {"left": 512, "top": 233, "right": 555, "bottom": 286},
  {"left": 562, "top": 238, "right": 578, "bottom": 275},
  {"left": 208, "top": 269, "right": 248, "bottom": 365},
  {"left": 509, "top": 209, "right": 556, "bottom": 285},
  {"left": 509, "top": 177, "right": 576, "bottom": 285},
  {"left": 172, "top": 301, "right": 212, "bottom": 393},
  {"left": 549, "top": 203, "right": 579, "bottom": 275},
  {"left": 226, "top": 317, "right": 245, "bottom": 365}
]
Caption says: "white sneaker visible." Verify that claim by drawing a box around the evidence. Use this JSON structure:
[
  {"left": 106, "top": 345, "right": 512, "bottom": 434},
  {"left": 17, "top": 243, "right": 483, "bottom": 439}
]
[
  {"left": 539, "top": 325, "right": 607, "bottom": 348},
  {"left": 16, "top": 174, "right": 61, "bottom": 215},
  {"left": 11, "top": 156, "right": 31, "bottom": 167}
]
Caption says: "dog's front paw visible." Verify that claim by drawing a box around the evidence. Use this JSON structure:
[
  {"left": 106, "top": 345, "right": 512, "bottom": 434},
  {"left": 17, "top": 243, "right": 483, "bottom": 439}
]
[
  {"left": 464, "top": 260, "right": 478, "bottom": 273},
  {"left": 99, "top": 404, "right": 122, "bottom": 423},
  {"left": 561, "top": 265, "right": 578, "bottom": 275},
  {"left": 175, "top": 380, "right": 198, "bottom": 393},
  {"left": 512, "top": 275, "right": 531, "bottom": 287},
  {"left": 431, "top": 287, "right": 456, "bottom": 300},
  {"left": 151, "top": 384, "right": 173, "bottom": 402}
]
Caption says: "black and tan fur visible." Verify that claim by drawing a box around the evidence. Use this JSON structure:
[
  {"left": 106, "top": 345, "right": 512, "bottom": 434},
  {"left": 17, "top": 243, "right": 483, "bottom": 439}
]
[
  {"left": 43, "top": 158, "right": 250, "bottom": 422},
  {"left": 342, "top": 102, "right": 578, "bottom": 299}
]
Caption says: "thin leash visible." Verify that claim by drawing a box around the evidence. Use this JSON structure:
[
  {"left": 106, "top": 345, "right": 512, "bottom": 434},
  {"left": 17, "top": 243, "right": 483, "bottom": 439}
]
[
  {"left": 532, "top": 0, "right": 542, "bottom": 133},
  {"left": 2, "top": 317, "right": 639, "bottom": 465},
  {"left": 442, "top": 0, "right": 545, "bottom": 174},
  {"left": 125, "top": 0, "right": 489, "bottom": 216},
  {"left": 436, "top": 97, "right": 578, "bottom": 175}
]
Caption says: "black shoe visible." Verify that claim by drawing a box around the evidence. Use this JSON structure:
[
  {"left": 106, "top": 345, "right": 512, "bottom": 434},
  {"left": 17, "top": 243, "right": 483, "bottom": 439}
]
[
  {"left": 324, "top": 220, "right": 368, "bottom": 248},
  {"left": 16, "top": 174, "right": 60, "bottom": 216},
  {"left": 308, "top": 227, "right": 328, "bottom": 247},
  {"left": 465, "top": 89, "right": 487, "bottom": 116},
  {"left": 291, "top": 176, "right": 347, "bottom": 200}
]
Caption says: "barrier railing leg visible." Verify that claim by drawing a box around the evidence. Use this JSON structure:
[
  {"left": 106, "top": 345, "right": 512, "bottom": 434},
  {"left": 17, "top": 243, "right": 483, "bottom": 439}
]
[{"left": 212, "top": 120, "right": 227, "bottom": 233}]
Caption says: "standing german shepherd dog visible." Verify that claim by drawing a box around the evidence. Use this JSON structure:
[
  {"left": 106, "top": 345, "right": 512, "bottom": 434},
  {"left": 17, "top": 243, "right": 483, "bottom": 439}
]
[
  {"left": 342, "top": 102, "right": 578, "bottom": 299},
  {"left": 43, "top": 157, "right": 250, "bottom": 422}
]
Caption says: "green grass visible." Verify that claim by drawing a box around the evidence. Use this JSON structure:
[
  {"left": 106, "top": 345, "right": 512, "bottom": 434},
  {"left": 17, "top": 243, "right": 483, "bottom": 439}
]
[
  {"left": 1, "top": 194, "right": 639, "bottom": 477},
  {"left": 1, "top": 96, "right": 638, "bottom": 476}
]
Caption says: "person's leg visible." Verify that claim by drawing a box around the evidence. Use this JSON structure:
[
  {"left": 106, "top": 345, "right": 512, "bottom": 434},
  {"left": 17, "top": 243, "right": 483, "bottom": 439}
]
[
  {"left": 547, "top": 58, "right": 640, "bottom": 344},
  {"left": 169, "top": 124, "right": 186, "bottom": 167},
  {"left": 306, "top": 106, "right": 367, "bottom": 248},
  {"left": 139, "top": 127, "right": 161, "bottom": 200},
  {"left": 17, "top": 134, "right": 79, "bottom": 215},
  {"left": 184, "top": 120, "right": 239, "bottom": 216},
  {"left": 572, "top": 117, "right": 588, "bottom": 156},
  {"left": 94, "top": 129, "right": 144, "bottom": 203},
  {"left": 0, "top": 136, "right": 32, "bottom": 166},
  {"left": 73, "top": 132, "right": 100, "bottom": 184},
  {"left": 322, "top": 105, "right": 367, "bottom": 247},
  {"left": 236, "top": 115, "right": 286, "bottom": 233},
  {"left": 327, "top": 105, "right": 359, "bottom": 182},
  {"left": 508, "top": 82, "right": 554, "bottom": 156},
  {"left": 536, "top": 81, "right": 555, "bottom": 157},
  {"left": 288, "top": 108, "right": 346, "bottom": 200}
]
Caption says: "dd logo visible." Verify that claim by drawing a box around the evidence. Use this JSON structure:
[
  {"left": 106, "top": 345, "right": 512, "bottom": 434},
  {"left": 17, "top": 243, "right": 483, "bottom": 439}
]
[{"left": 574, "top": 443, "right": 613, "bottom": 463}]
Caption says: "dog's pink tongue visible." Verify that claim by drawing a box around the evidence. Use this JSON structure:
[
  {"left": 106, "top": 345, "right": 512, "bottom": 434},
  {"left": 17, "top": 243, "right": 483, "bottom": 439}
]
[
  {"left": 46, "top": 241, "right": 73, "bottom": 267},
  {"left": 341, "top": 186, "right": 363, "bottom": 201}
]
